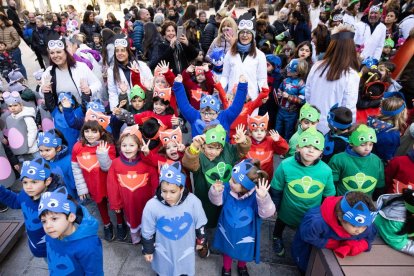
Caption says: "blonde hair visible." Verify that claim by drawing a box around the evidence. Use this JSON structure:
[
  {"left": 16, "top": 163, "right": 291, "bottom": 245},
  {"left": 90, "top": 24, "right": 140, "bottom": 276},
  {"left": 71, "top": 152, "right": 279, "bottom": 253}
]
[
  {"left": 297, "top": 59, "right": 309, "bottom": 78},
  {"left": 213, "top": 17, "right": 237, "bottom": 45},
  {"left": 378, "top": 97, "right": 407, "bottom": 132}
]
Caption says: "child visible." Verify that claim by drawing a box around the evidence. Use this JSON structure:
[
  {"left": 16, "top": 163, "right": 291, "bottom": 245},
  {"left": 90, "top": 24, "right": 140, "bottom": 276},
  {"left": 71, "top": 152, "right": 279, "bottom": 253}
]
[
  {"left": 38, "top": 187, "right": 104, "bottom": 275},
  {"left": 0, "top": 41, "right": 17, "bottom": 81},
  {"left": 292, "top": 191, "right": 377, "bottom": 272},
  {"left": 275, "top": 58, "right": 308, "bottom": 140},
  {"left": 385, "top": 144, "right": 414, "bottom": 193},
  {"left": 286, "top": 103, "right": 320, "bottom": 157},
  {"left": 107, "top": 125, "right": 158, "bottom": 244},
  {"left": 71, "top": 120, "right": 125, "bottom": 241},
  {"left": 8, "top": 69, "right": 37, "bottom": 108},
  {"left": 174, "top": 74, "right": 248, "bottom": 139},
  {"left": 142, "top": 162, "right": 208, "bottom": 275},
  {"left": 264, "top": 54, "right": 282, "bottom": 129},
  {"left": 322, "top": 104, "right": 353, "bottom": 163},
  {"left": 182, "top": 64, "right": 215, "bottom": 110},
  {"left": 116, "top": 85, "right": 147, "bottom": 118},
  {"left": 270, "top": 127, "right": 336, "bottom": 256},
  {"left": 37, "top": 129, "right": 77, "bottom": 199},
  {"left": 375, "top": 188, "right": 414, "bottom": 256},
  {"left": 0, "top": 158, "right": 62, "bottom": 257},
  {"left": 367, "top": 92, "right": 407, "bottom": 163},
  {"left": 329, "top": 124, "right": 385, "bottom": 198},
  {"left": 182, "top": 124, "right": 251, "bottom": 228},
  {"left": 209, "top": 159, "right": 275, "bottom": 275},
  {"left": 246, "top": 113, "right": 289, "bottom": 179},
  {"left": 91, "top": 33, "right": 103, "bottom": 52},
  {"left": 3, "top": 91, "right": 38, "bottom": 159},
  {"left": 381, "top": 38, "right": 394, "bottom": 62}
]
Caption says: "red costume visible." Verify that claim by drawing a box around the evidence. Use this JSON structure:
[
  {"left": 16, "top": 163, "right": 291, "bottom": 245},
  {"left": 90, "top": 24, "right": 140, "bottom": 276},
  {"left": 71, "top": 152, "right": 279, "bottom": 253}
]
[{"left": 182, "top": 69, "right": 215, "bottom": 110}]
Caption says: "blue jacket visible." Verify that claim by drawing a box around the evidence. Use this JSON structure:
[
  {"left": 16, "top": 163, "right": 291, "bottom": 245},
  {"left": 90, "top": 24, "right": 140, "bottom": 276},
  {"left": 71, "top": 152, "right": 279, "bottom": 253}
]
[
  {"left": 131, "top": 21, "right": 144, "bottom": 53},
  {"left": 52, "top": 107, "right": 82, "bottom": 152},
  {"left": 46, "top": 205, "right": 103, "bottom": 276},
  {"left": 367, "top": 116, "right": 400, "bottom": 163},
  {"left": 289, "top": 21, "right": 311, "bottom": 46},
  {"left": 291, "top": 196, "right": 377, "bottom": 272},
  {"left": 173, "top": 81, "right": 248, "bottom": 138}
]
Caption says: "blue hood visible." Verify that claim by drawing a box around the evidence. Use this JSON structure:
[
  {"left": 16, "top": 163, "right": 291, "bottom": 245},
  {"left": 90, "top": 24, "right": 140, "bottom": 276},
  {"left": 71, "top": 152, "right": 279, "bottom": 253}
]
[
  {"left": 62, "top": 205, "right": 99, "bottom": 242},
  {"left": 53, "top": 144, "right": 69, "bottom": 162},
  {"left": 367, "top": 116, "right": 394, "bottom": 133}
]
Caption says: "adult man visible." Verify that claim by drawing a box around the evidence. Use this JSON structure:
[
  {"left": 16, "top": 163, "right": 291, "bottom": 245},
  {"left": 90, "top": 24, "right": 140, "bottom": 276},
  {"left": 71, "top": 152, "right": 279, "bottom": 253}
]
[
  {"left": 32, "top": 16, "right": 55, "bottom": 68},
  {"left": 200, "top": 8, "right": 227, "bottom": 54},
  {"left": 23, "top": 13, "right": 44, "bottom": 69},
  {"left": 132, "top": 8, "right": 151, "bottom": 55},
  {"left": 6, "top": 0, "right": 23, "bottom": 38},
  {"left": 354, "top": 5, "right": 386, "bottom": 60}
]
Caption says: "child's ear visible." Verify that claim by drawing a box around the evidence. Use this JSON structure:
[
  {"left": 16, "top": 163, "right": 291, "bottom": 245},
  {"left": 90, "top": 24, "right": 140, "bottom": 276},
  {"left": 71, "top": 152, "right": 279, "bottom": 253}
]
[
  {"left": 68, "top": 213, "right": 77, "bottom": 223},
  {"left": 45, "top": 177, "right": 53, "bottom": 187}
]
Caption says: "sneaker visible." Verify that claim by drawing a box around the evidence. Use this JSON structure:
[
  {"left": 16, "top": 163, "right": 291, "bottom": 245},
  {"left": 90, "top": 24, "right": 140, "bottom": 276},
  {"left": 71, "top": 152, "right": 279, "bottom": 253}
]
[
  {"left": 221, "top": 267, "right": 231, "bottom": 276},
  {"left": 103, "top": 223, "right": 115, "bottom": 241},
  {"left": 130, "top": 231, "right": 141, "bottom": 244},
  {"left": 237, "top": 266, "right": 250, "bottom": 276},
  {"left": 0, "top": 203, "right": 8, "bottom": 213},
  {"left": 273, "top": 237, "right": 285, "bottom": 256},
  {"left": 116, "top": 223, "right": 128, "bottom": 241},
  {"left": 197, "top": 242, "right": 210, "bottom": 258}
]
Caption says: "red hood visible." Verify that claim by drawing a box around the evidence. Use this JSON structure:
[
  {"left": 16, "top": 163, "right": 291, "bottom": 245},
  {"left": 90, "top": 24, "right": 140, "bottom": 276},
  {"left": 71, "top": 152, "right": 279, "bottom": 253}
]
[{"left": 321, "top": 196, "right": 352, "bottom": 239}]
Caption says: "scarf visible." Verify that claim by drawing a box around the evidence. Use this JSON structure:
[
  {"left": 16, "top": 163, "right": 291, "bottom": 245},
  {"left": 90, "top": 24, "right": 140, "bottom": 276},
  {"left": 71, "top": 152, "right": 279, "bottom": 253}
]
[{"left": 237, "top": 42, "right": 251, "bottom": 53}]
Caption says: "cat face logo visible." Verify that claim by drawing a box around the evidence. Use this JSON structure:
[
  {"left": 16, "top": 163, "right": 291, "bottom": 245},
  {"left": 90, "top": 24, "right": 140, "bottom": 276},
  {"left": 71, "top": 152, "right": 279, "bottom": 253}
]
[
  {"left": 47, "top": 244, "right": 75, "bottom": 275},
  {"left": 156, "top": 212, "right": 193, "bottom": 240},
  {"left": 76, "top": 152, "right": 99, "bottom": 172},
  {"left": 21, "top": 202, "right": 42, "bottom": 231},
  {"left": 392, "top": 179, "right": 413, "bottom": 194},
  {"left": 247, "top": 148, "right": 272, "bottom": 164},
  {"left": 224, "top": 203, "right": 253, "bottom": 229},
  {"left": 117, "top": 172, "right": 148, "bottom": 192},
  {"left": 342, "top": 173, "right": 377, "bottom": 193},
  {"left": 85, "top": 109, "right": 110, "bottom": 129},
  {"left": 287, "top": 176, "right": 324, "bottom": 199},
  {"left": 191, "top": 88, "right": 207, "bottom": 102},
  {"left": 205, "top": 162, "right": 232, "bottom": 185}
]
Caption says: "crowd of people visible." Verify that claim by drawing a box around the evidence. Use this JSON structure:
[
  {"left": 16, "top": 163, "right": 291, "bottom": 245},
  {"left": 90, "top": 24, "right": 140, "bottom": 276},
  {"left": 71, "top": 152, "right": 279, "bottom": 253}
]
[{"left": 0, "top": 0, "right": 414, "bottom": 275}]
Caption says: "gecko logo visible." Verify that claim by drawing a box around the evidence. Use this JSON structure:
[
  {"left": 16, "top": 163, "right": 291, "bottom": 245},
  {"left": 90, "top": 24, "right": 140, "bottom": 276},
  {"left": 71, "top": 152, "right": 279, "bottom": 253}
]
[
  {"left": 342, "top": 173, "right": 377, "bottom": 193},
  {"left": 205, "top": 162, "right": 232, "bottom": 185},
  {"left": 287, "top": 176, "right": 324, "bottom": 199}
]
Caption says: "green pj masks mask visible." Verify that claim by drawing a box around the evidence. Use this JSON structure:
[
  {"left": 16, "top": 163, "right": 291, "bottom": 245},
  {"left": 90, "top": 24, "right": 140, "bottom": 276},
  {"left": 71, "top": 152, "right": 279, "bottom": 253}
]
[
  {"left": 349, "top": 125, "right": 377, "bottom": 146},
  {"left": 299, "top": 103, "right": 320, "bottom": 123},
  {"left": 205, "top": 125, "right": 226, "bottom": 147},
  {"left": 297, "top": 127, "right": 325, "bottom": 151},
  {"left": 129, "top": 85, "right": 146, "bottom": 100}
]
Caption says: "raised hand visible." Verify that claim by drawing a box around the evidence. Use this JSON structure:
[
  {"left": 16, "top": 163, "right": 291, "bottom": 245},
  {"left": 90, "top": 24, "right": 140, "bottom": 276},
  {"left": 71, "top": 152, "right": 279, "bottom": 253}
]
[
  {"left": 118, "top": 81, "right": 129, "bottom": 93},
  {"left": 112, "top": 107, "right": 122, "bottom": 116},
  {"left": 80, "top": 78, "right": 91, "bottom": 95},
  {"left": 96, "top": 141, "right": 110, "bottom": 154},
  {"left": 171, "top": 115, "right": 180, "bottom": 126},
  {"left": 202, "top": 63, "right": 209, "bottom": 72},
  {"left": 158, "top": 60, "right": 170, "bottom": 74},
  {"left": 177, "top": 143, "right": 186, "bottom": 152},
  {"left": 141, "top": 139, "right": 151, "bottom": 156},
  {"left": 186, "top": 64, "right": 195, "bottom": 73},
  {"left": 41, "top": 83, "right": 53, "bottom": 93},
  {"left": 232, "top": 124, "right": 247, "bottom": 144},
  {"left": 174, "top": 74, "right": 183, "bottom": 83},
  {"left": 256, "top": 178, "right": 270, "bottom": 198},
  {"left": 128, "top": 61, "right": 140, "bottom": 73},
  {"left": 212, "top": 180, "right": 224, "bottom": 193},
  {"left": 269, "top": 129, "right": 280, "bottom": 142},
  {"left": 239, "top": 74, "right": 247, "bottom": 83},
  {"left": 191, "top": 134, "right": 206, "bottom": 150}
]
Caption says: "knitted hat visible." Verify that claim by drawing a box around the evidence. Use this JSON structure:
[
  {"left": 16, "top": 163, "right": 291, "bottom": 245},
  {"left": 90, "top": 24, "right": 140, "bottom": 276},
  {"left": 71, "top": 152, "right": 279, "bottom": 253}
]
[
  {"left": 297, "top": 127, "right": 325, "bottom": 151},
  {"left": 384, "top": 38, "right": 395, "bottom": 48},
  {"left": 37, "top": 130, "right": 62, "bottom": 148},
  {"left": 327, "top": 104, "right": 353, "bottom": 130},
  {"left": 8, "top": 82, "right": 25, "bottom": 92},
  {"left": 3, "top": 91, "right": 22, "bottom": 105},
  {"left": 47, "top": 38, "right": 66, "bottom": 51},
  {"left": 340, "top": 192, "right": 377, "bottom": 227},
  {"left": 248, "top": 113, "right": 269, "bottom": 131},
  {"left": 237, "top": 12, "right": 256, "bottom": 38},
  {"left": 129, "top": 85, "right": 146, "bottom": 100},
  {"left": 200, "top": 94, "right": 221, "bottom": 112},
  {"left": 349, "top": 124, "right": 377, "bottom": 146},
  {"left": 205, "top": 124, "right": 226, "bottom": 146},
  {"left": 20, "top": 158, "right": 51, "bottom": 181},
  {"left": 231, "top": 159, "right": 256, "bottom": 190},
  {"left": 160, "top": 128, "right": 182, "bottom": 146},
  {"left": 159, "top": 161, "right": 186, "bottom": 187},
  {"left": 38, "top": 187, "right": 76, "bottom": 217},
  {"left": 299, "top": 104, "right": 320, "bottom": 123}
]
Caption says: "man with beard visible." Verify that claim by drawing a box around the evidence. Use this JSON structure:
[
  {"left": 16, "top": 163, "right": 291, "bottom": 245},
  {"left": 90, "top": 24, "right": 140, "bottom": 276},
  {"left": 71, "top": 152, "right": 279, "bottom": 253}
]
[{"left": 354, "top": 5, "right": 386, "bottom": 60}]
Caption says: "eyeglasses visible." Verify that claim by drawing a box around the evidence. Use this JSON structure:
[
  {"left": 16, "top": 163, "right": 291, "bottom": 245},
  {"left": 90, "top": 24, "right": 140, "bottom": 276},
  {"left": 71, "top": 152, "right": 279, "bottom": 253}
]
[
  {"left": 201, "top": 111, "right": 217, "bottom": 117},
  {"left": 239, "top": 30, "right": 252, "bottom": 36}
]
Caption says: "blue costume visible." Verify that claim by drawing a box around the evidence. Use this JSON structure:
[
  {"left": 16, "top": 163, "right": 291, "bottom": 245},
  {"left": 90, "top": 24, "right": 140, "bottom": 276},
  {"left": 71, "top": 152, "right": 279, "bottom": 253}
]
[{"left": 367, "top": 116, "right": 400, "bottom": 163}]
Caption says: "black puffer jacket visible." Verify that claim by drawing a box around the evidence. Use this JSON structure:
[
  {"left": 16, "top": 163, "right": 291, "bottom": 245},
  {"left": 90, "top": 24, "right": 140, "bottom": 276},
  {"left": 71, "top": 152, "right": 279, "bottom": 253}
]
[
  {"left": 32, "top": 26, "right": 56, "bottom": 55},
  {"left": 200, "top": 15, "right": 219, "bottom": 54},
  {"left": 80, "top": 22, "right": 102, "bottom": 43}
]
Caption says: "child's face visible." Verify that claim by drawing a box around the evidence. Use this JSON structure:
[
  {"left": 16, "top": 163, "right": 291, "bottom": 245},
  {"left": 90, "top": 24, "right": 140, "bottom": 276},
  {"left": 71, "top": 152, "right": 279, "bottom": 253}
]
[
  {"left": 251, "top": 128, "right": 267, "bottom": 142},
  {"left": 131, "top": 97, "right": 145, "bottom": 111},
  {"left": 229, "top": 177, "right": 244, "bottom": 193},
  {"left": 41, "top": 211, "right": 76, "bottom": 239},
  {"left": 352, "top": 142, "right": 373, "bottom": 157},
  {"left": 340, "top": 218, "right": 367, "bottom": 236},
  {"left": 297, "top": 145, "right": 322, "bottom": 165},
  {"left": 382, "top": 47, "right": 391, "bottom": 55},
  {"left": 8, "top": 103, "right": 23, "bottom": 115},
  {"left": 22, "top": 177, "right": 48, "bottom": 199},
  {"left": 298, "top": 45, "right": 311, "bottom": 59},
  {"left": 196, "top": 51, "right": 204, "bottom": 62},
  {"left": 93, "top": 36, "right": 100, "bottom": 44},
  {"left": 121, "top": 135, "right": 139, "bottom": 159},
  {"left": 84, "top": 129, "right": 101, "bottom": 144},
  {"left": 300, "top": 119, "right": 318, "bottom": 131},
  {"left": 154, "top": 76, "right": 168, "bottom": 88},
  {"left": 153, "top": 100, "right": 167, "bottom": 115},
  {"left": 0, "top": 43, "right": 6, "bottom": 51},
  {"left": 267, "top": 62, "right": 274, "bottom": 73},
  {"left": 39, "top": 145, "right": 58, "bottom": 161},
  {"left": 160, "top": 181, "right": 183, "bottom": 206},
  {"left": 166, "top": 142, "right": 180, "bottom": 160},
  {"left": 203, "top": 143, "right": 223, "bottom": 161},
  {"left": 196, "top": 73, "right": 206, "bottom": 83},
  {"left": 200, "top": 109, "right": 218, "bottom": 123}
]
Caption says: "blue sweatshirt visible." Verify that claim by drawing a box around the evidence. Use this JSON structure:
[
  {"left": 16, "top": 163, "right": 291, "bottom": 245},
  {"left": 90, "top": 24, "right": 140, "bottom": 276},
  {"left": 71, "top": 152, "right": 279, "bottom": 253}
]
[{"left": 46, "top": 205, "right": 103, "bottom": 276}]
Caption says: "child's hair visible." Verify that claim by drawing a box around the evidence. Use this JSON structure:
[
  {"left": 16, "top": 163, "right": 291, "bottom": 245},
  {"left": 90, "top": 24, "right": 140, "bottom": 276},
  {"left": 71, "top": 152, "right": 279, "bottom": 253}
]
[
  {"left": 297, "top": 59, "right": 309, "bottom": 78},
  {"left": 239, "top": 159, "right": 269, "bottom": 195},
  {"left": 52, "top": 128, "right": 68, "bottom": 146},
  {"left": 152, "top": 97, "right": 175, "bottom": 115},
  {"left": 328, "top": 107, "right": 353, "bottom": 131},
  {"left": 141, "top": 118, "right": 160, "bottom": 139},
  {"left": 0, "top": 41, "right": 6, "bottom": 47},
  {"left": 117, "top": 132, "right": 142, "bottom": 150},
  {"left": 335, "top": 191, "right": 376, "bottom": 220},
  {"left": 378, "top": 97, "right": 407, "bottom": 132},
  {"left": 80, "top": 120, "right": 114, "bottom": 145}
]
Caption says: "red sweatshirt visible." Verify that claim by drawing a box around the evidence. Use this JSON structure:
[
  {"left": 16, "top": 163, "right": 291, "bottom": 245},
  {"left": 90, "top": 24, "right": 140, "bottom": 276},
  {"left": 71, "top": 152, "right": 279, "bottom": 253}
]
[
  {"left": 182, "top": 70, "right": 215, "bottom": 110},
  {"left": 385, "top": 154, "right": 414, "bottom": 193}
]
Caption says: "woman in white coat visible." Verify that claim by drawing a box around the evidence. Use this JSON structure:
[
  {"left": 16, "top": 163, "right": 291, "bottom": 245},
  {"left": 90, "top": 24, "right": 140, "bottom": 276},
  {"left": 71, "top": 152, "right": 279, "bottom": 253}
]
[
  {"left": 107, "top": 35, "right": 153, "bottom": 110},
  {"left": 220, "top": 13, "right": 267, "bottom": 107},
  {"left": 305, "top": 24, "right": 360, "bottom": 134}
]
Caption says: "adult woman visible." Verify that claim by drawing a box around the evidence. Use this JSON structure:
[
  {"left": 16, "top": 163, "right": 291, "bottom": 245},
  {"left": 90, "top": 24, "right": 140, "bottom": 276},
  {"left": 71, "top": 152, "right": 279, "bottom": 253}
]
[
  {"left": 177, "top": 4, "right": 197, "bottom": 26},
  {"left": 343, "top": 0, "right": 360, "bottom": 29},
  {"left": 142, "top": 22, "right": 163, "bottom": 70},
  {"left": 101, "top": 28, "right": 116, "bottom": 68},
  {"left": 305, "top": 24, "right": 360, "bottom": 134},
  {"left": 104, "top": 12, "right": 121, "bottom": 30},
  {"left": 80, "top": 11, "right": 101, "bottom": 43},
  {"left": 183, "top": 19, "right": 200, "bottom": 50},
  {"left": 309, "top": 0, "right": 322, "bottom": 30},
  {"left": 50, "top": 13, "right": 62, "bottom": 34},
  {"left": 107, "top": 35, "right": 153, "bottom": 110},
  {"left": 311, "top": 24, "right": 330, "bottom": 62},
  {"left": 152, "top": 21, "right": 198, "bottom": 75},
  {"left": 40, "top": 38, "right": 102, "bottom": 105},
  {"left": 205, "top": 17, "right": 238, "bottom": 62},
  {"left": 289, "top": 11, "right": 311, "bottom": 46},
  {"left": 383, "top": 10, "right": 399, "bottom": 46},
  {"left": 220, "top": 13, "right": 267, "bottom": 104},
  {"left": 296, "top": 0, "right": 311, "bottom": 25}
]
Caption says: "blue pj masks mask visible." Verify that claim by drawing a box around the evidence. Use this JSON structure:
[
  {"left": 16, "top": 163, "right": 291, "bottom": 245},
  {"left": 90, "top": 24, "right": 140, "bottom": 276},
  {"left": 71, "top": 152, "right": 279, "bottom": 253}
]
[
  {"left": 87, "top": 99, "right": 105, "bottom": 113},
  {"left": 159, "top": 161, "right": 186, "bottom": 187},
  {"left": 340, "top": 192, "right": 377, "bottom": 227},
  {"left": 287, "top": 58, "right": 299, "bottom": 74},
  {"left": 200, "top": 94, "right": 220, "bottom": 112},
  {"left": 58, "top": 92, "right": 74, "bottom": 105},
  {"left": 156, "top": 212, "right": 193, "bottom": 240},
  {"left": 37, "top": 130, "right": 62, "bottom": 148},
  {"left": 20, "top": 158, "right": 51, "bottom": 181},
  {"left": 231, "top": 159, "right": 256, "bottom": 190},
  {"left": 38, "top": 187, "right": 77, "bottom": 217},
  {"left": 361, "top": 57, "right": 379, "bottom": 69},
  {"left": 210, "top": 48, "right": 225, "bottom": 71}
]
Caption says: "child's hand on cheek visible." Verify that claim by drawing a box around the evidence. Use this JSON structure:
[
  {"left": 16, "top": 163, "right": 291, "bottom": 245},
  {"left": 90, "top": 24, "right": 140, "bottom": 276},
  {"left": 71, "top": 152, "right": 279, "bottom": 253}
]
[
  {"left": 269, "top": 130, "right": 280, "bottom": 142},
  {"left": 233, "top": 124, "right": 247, "bottom": 144},
  {"left": 212, "top": 180, "right": 224, "bottom": 192},
  {"left": 174, "top": 74, "right": 183, "bottom": 83},
  {"left": 256, "top": 178, "right": 270, "bottom": 198},
  {"left": 171, "top": 115, "right": 179, "bottom": 126}
]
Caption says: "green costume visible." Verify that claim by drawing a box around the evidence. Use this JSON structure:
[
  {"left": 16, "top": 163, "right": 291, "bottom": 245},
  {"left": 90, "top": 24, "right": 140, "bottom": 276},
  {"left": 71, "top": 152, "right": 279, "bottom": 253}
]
[
  {"left": 287, "top": 125, "right": 304, "bottom": 157},
  {"left": 328, "top": 151, "right": 385, "bottom": 196},
  {"left": 271, "top": 156, "right": 336, "bottom": 227}
]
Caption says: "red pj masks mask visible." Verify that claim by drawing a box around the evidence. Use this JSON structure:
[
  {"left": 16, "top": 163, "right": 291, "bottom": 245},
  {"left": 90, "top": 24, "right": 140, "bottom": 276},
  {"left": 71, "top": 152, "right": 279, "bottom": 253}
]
[
  {"left": 248, "top": 113, "right": 269, "bottom": 132},
  {"left": 159, "top": 128, "right": 183, "bottom": 146},
  {"left": 195, "top": 66, "right": 204, "bottom": 76},
  {"left": 153, "top": 87, "right": 171, "bottom": 102},
  {"left": 85, "top": 109, "right": 110, "bottom": 129}
]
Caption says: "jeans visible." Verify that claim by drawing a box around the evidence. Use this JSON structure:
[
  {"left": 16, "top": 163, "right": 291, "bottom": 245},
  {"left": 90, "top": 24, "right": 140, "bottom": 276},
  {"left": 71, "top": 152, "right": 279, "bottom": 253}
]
[
  {"left": 275, "top": 108, "right": 298, "bottom": 141},
  {"left": 11, "top": 47, "right": 27, "bottom": 79}
]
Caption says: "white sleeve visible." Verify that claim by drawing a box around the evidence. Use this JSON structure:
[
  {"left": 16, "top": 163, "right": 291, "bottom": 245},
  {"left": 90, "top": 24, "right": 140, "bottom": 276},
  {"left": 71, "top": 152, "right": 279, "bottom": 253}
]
[
  {"left": 341, "top": 71, "right": 360, "bottom": 123},
  {"left": 71, "top": 161, "right": 89, "bottom": 196},
  {"left": 107, "top": 67, "right": 119, "bottom": 111},
  {"left": 24, "top": 116, "right": 38, "bottom": 148},
  {"left": 373, "top": 27, "right": 386, "bottom": 60},
  {"left": 79, "top": 62, "right": 102, "bottom": 97},
  {"left": 138, "top": 61, "right": 154, "bottom": 91},
  {"left": 305, "top": 64, "right": 317, "bottom": 103},
  {"left": 256, "top": 52, "right": 268, "bottom": 90},
  {"left": 220, "top": 52, "right": 231, "bottom": 91}
]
